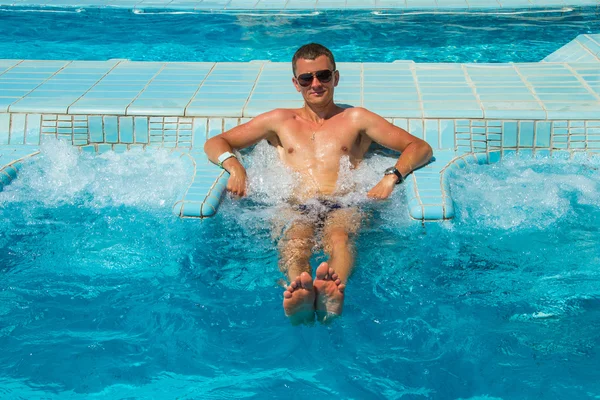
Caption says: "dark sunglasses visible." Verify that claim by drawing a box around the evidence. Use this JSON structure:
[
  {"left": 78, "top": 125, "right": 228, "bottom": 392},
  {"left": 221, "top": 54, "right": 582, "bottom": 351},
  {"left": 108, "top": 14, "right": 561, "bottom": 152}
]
[{"left": 295, "top": 69, "right": 336, "bottom": 87}]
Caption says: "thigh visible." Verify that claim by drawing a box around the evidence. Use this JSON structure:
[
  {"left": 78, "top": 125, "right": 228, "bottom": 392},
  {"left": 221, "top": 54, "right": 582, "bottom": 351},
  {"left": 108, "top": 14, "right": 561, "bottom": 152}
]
[
  {"left": 322, "top": 207, "right": 362, "bottom": 250},
  {"left": 272, "top": 205, "right": 316, "bottom": 247},
  {"left": 277, "top": 210, "right": 316, "bottom": 273}
]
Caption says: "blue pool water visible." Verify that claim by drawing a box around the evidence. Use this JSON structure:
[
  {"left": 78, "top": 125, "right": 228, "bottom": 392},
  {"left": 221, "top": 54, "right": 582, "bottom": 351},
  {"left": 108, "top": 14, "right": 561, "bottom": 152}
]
[
  {"left": 1, "top": 142, "right": 599, "bottom": 398},
  {"left": 0, "top": 6, "right": 599, "bottom": 63}
]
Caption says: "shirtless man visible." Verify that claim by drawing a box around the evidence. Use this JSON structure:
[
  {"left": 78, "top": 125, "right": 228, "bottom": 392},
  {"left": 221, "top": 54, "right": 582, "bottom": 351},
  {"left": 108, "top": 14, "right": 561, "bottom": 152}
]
[{"left": 204, "top": 43, "right": 432, "bottom": 324}]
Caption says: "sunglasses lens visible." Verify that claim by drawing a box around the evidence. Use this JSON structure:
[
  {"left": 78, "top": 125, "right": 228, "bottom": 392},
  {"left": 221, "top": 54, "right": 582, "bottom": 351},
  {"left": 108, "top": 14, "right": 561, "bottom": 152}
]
[
  {"left": 315, "top": 70, "right": 333, "bottom": 82},
  {"left": 296, "top": 70, "right": 334, "bottom": 87},
  {"left": 297, "top": 74, "right": 313, "bottom": 86}
]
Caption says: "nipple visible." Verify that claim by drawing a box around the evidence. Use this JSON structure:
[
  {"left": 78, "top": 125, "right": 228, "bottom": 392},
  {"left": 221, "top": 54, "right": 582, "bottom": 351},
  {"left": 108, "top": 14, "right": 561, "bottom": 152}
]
[
  {"left": 288, "top": 147, "right": 294, "bottom": 154},
  {"left": 341, "top": 146, "right": 348, "bottom": 152}
]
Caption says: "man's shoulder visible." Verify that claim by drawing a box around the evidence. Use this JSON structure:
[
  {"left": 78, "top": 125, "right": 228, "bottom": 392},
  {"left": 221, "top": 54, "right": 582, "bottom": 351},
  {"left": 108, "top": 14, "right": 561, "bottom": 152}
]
[
  {"left": 339, "top": 106, "right": 381, "bottom": 125},
  {"left": 342, "top": 106, "right": 375, "bottom": 118},
  {"left": 258, "top": 108, "right": 298, "bottom": 122}
]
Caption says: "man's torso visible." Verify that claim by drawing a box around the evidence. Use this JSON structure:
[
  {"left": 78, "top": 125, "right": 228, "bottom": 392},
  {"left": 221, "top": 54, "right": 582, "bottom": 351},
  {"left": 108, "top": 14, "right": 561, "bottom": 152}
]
[{"left": 265, "top": 107, "right": 372, "bottom": 200}]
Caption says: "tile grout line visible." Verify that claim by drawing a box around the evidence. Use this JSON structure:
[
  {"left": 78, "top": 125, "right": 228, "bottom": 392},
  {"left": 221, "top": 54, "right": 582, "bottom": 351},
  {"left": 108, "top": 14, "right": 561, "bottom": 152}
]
[
  {"left": 576, "top": 35, "right": 600, "bottom": 62},
  {"left": 173, "top": 150, "right": 197, "bottom": 217},
  {"left": 183, "top": 63, "right": 216, "bottom": 117},
  {"left": 512, "top": 63, "right": 547, "bottom": 119},
  {"left": 124, "top": 63, "right": 168, "bottom": 116},
  {"left": 7, "top": 113, "right": 11, "bottom": 145},
  {"left": 241, "top": 62, "right": 266, "bottom": 117},
  {"left": 461, "top": 64, "right": 484, "bottom": 120},
  {"left": 7, "top": 61, "right": 73, "bottom": 113},
  {"left": 65, "top": 60, "right": 126, "bottom": 114},
  {"left": 409, "top": 64, "right": 423, "bottom": 119},
  {"left": 407, "top": 62, "right": 423, "bottom": 211},
  {"left": 585, "top": 34, "right": 600, "bottom": 49},
  {"left": 461, "top": 65, "right": 480, "bottom": 153},
  {"left": 22, "top": 113, "right": 28, "bottom": 145},
  {"left": 563, "top": 63, "right": 600, "bottom": 102},
  {"left": 0, "top": 59, "right": 24, "bottom": 79}
]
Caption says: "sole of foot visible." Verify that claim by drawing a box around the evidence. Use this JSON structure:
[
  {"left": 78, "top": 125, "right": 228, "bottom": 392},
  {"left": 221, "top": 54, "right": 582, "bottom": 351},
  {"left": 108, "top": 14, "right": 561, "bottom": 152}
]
[
  {"left": 313, "top": 262, "right": 345, "bottom": 323},
  {"left": 283, "top": 271, "right": 316, "bottom": 325}
]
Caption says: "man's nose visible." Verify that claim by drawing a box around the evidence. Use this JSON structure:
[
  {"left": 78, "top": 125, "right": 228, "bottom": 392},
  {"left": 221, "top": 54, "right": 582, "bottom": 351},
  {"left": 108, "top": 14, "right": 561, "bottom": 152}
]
[{"left": 310, "top": 76, "right": 322, "bottom": 86}]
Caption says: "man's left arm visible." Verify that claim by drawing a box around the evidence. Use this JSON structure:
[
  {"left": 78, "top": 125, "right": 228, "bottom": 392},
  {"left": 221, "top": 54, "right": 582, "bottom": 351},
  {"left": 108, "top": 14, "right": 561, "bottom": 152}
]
[{"left": 355, "top": 108, "right": 433, "bottom": 199}]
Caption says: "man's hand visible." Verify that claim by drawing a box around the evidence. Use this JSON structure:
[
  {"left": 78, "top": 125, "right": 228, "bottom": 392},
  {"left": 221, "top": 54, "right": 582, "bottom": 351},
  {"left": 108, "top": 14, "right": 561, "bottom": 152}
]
[
  {"left": 226, "top": 168, "right": 247, "bottom": 197},
  {"left": 367, "top": 174, "right": 399, "bottom": 199},
  {"left": 222, "top": 158, "right": 247, "bottom": 197}
]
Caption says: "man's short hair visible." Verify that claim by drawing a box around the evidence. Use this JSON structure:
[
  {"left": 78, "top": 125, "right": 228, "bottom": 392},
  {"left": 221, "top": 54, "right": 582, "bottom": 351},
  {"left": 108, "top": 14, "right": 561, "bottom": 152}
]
[{"left": 292, "top": 43, "right": 336, "bottom": 76}]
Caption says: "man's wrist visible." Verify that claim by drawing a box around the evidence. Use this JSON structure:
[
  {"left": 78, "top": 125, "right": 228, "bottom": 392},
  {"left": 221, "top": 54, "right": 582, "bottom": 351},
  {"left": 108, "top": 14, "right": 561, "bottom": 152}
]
[
  {"left": 383, "top": 166, "right": 404, "bottom": 184},
  {"left": 217, "top": 151, "right": 237, "bottom": 167},
  {"left": 383, "top": 174, "right": 400, "bottom": 185},
  {"left": 223, "top": 158, "right": 244, "bottom": 175}
]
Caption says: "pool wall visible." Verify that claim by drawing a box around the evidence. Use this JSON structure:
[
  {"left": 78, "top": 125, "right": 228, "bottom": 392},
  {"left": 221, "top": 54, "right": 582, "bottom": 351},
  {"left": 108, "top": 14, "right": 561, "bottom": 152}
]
[{"left": 0, "top": 15, "right": 599, "bottom": 220}]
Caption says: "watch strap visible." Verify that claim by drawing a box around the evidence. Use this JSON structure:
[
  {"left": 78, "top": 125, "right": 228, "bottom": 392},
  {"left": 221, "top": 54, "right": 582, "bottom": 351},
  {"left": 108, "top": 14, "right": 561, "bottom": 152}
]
[
  {"left": 217, "top": 151, "right": 237, "bottom": 168},
  {"left": 384, "top": 167, "right": 404, "bottom": 184}
]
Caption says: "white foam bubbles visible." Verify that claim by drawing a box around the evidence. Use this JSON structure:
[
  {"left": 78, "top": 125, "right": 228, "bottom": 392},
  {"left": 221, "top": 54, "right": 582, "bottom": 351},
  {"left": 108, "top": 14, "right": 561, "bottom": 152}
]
[
  {"left": 450, "top": 156, "right": 600, "bottom": 230},
  {"left": 0, "top": 139, "right": 191, "bottom": 209},
  {"left": 223, "top": 142, "right": 415, "bottom": 234},
  {"left": 242, "top": 141, "right": 405, "bottom": 209},
  {"left": 243, "top": 141, "right": 296, "bottom": 206}
]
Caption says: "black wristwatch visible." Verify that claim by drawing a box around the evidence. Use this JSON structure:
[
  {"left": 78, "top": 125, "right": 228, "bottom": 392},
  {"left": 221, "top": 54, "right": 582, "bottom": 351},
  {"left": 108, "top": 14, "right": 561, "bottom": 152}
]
[{"left": 384, "top": 167, "right": 404, "bottom": 184}]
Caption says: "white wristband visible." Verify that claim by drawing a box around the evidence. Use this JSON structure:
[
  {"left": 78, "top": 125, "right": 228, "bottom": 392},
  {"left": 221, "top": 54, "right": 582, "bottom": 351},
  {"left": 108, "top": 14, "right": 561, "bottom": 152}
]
[{"left": 217, "top": 151, "right": 237, "bottom": 168}]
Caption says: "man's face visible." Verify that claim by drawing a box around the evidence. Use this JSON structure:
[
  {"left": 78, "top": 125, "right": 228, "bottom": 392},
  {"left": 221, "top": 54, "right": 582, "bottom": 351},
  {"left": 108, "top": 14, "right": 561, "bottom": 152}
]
[{"left": 292, "top": 55, "right": 339, "bottom": 106}]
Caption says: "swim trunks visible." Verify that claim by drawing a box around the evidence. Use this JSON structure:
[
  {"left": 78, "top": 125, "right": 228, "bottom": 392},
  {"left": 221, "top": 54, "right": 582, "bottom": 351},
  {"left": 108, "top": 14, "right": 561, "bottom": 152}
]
[
  {"left": 296, "top": 199, "right": 342, "bottom": 215},
  {"left": 292, "top": 199, "right": 346, "bottom": 228}
]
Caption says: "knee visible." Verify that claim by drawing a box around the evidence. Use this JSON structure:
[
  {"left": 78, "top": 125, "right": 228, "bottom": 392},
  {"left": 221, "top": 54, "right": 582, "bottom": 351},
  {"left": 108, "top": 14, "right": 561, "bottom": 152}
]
[
  {"left": 327, "top": 230, "right": 349, "bottom": 251},
  {"left": 279, "top": 237, "right": 313, "bottom": 256}
]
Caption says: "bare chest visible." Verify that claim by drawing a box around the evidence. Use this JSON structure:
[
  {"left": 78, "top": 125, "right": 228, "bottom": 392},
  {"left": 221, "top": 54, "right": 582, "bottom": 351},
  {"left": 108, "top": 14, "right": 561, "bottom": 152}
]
[{"left": 275, "top": 122, "right": 367, "bottom": 160}]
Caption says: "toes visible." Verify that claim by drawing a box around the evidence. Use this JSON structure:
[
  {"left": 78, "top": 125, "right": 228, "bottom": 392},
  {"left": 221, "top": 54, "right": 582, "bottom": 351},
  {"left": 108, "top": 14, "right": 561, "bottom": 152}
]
[
  {"left": 328, "top": 267, "right": 335, "bottom": 277},
  {"left": 315, "top": 262, "right": 329, "bottom": 279},
  {"left": 299, "top": 272, "right": 314, "bottom": 290},
  {"left": 338, "top": 283, "right": 346, "bottom": 292},
  {"left": 291, "top": 276, "right": 302, "bottom": 288},
  {"left": 331, "top": 273, "right": 338, "bottom": 280},
  {"left": 335, "top": 278, "right": 341, "bottom": 285},
  {"left": 283, "top": 290, "right": 292, "bottom": 298}
]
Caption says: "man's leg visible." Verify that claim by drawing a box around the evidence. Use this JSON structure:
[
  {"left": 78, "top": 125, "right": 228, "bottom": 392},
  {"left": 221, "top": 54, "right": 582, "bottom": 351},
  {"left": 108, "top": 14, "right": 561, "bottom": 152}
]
[
  {"left": 279, "top": 219, "right": 317, "bottom": 324},
  {"left": 314, "top": 208, "right": 361, "bottom": 321}
]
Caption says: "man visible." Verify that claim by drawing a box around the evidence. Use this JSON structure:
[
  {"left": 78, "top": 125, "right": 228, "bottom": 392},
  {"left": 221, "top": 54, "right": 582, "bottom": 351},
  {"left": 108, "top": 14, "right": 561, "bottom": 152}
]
[{"left": 204, "top": 43, "right": 432, "bottom": 324}]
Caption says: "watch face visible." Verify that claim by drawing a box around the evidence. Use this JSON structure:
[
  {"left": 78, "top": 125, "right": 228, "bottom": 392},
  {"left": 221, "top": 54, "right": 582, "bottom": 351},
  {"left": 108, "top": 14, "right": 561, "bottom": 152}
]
[{"left": 384, "top": 167, "right": 403, "bottom": 184}]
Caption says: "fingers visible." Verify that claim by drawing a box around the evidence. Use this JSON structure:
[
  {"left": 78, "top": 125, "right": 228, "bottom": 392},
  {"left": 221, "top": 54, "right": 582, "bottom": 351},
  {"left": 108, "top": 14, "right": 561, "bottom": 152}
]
[
  {"left": 227, "top": 177, "right": 247, "bottom": 197},
  {"left": 367, "top": 188, "right": 391, "bottom": 200}
]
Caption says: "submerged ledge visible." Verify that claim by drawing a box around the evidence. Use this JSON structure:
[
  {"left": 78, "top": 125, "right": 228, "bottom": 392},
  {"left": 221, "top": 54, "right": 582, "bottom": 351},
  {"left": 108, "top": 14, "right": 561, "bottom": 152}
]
[{"left": 1, "top": 34, "right": 599, "bottom": 221}]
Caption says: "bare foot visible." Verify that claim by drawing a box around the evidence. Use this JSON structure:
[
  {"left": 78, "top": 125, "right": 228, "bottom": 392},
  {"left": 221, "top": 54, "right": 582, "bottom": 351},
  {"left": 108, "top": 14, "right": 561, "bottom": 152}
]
[
  {"left": 283, "top": 272, "right": 315, "bottom": 325},
  {"left": 313, "top": 262, "right": 345, "bottom": 322}
]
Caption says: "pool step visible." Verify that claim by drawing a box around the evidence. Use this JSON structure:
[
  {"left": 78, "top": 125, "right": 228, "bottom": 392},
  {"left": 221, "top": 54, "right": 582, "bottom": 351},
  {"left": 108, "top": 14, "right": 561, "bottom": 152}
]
[
  {"left": 0, "top": 145, "right": 40, "bottom": 191},
  {"left": 172, "top": 150, "right": 229, "bottom": 218}
]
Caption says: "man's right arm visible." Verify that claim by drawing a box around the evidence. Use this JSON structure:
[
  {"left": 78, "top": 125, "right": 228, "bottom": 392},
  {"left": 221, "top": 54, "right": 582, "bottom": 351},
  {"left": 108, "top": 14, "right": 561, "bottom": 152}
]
[{"left": 203, "top": 110, "right": 284, "bottom": 197}]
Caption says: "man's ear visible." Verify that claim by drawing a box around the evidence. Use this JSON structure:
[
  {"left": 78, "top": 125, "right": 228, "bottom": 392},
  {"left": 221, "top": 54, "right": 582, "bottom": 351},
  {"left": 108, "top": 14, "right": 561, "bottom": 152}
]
[
  {"left": 292, "top": 77, "right": 302, "bottom": 92},
  {"left": 334, "top": 70, "right": 340, "bottom": 87}
]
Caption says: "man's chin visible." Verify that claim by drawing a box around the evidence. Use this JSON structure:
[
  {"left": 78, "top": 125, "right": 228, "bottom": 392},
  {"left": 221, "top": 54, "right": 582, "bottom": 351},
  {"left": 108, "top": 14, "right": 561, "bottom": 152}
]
[{"left": 305, "top": 96, "right": 332, "bottom": 107}]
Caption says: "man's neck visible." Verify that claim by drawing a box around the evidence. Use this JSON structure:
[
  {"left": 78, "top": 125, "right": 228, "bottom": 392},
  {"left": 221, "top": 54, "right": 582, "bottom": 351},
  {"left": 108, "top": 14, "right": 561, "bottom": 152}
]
[{"left": 302, "top": 100, "right": 340, "bottom": 123}]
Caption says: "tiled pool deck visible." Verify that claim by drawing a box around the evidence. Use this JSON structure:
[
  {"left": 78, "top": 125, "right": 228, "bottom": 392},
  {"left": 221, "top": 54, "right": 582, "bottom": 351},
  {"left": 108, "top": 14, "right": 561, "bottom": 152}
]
[{"left": 0, "top": 3, "right": 599, "bottom": 220}]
